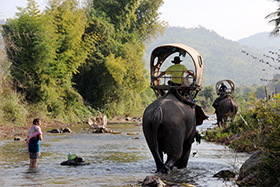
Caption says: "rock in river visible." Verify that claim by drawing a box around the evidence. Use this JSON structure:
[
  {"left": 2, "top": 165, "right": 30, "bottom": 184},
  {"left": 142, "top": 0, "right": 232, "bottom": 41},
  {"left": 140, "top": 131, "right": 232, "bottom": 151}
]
[{"left": 60, "top": 157, "right": 89, "bottom": 166}]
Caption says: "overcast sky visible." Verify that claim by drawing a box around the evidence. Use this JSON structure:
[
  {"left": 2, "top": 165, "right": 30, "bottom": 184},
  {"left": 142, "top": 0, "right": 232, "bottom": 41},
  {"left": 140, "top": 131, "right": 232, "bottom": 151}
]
[{"left": 0, "top": 0, "right": 278, "bottom": 41}]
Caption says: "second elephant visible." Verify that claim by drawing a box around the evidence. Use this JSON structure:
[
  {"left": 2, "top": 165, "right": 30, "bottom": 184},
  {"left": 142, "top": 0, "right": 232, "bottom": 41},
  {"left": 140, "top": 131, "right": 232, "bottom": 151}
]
[{"left": 213, "top": 95, "right": 238, "bottom": 127}]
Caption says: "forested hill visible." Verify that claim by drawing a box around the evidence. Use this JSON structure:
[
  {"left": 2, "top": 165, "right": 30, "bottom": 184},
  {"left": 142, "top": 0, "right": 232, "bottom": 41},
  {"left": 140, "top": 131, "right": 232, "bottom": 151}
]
[
  {"left": 237, "top": 32, "right": 280, "bottom": 54},
  {"left": 144, "top": 26, "right": 275, "bottom": 86}
]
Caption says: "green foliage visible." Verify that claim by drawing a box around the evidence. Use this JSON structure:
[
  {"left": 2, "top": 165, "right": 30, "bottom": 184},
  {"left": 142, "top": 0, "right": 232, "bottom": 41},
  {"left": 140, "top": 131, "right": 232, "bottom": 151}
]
[
  {"left": 0, "top": 17, "right": 26, "bottom": 127},
  {"left": 0, "top": 72, "right": 28, "bottom": 127},
  {"left": 204, "top": 93, "right": 280, "bottom": 186},
  {"left": 2, "top": 0, "right": 94, "bottom": 122},
  {"left": 196, "top": 84, "right": 216, "bottom": 113},
  {"left": 42, "top": 0, "right": 95, "bottom": 121},
  {"left": 3, "top": 0, "right": 53, "bottom": 101},
  {"left": 105, "top": 54, "right": 127, "bottom": 85},
  {"left": 266, "top": 73, "right": 280, "bottom": 96},
  {"left": 1, "top": 94, "right": 27, "bottom": 127},
  {"left": 265, "top": 3, "right": 280, "bottom": 35},
  {"left": 131, "top": 0, "right": 165, "bottom": 43},
  {"left": 1, "top": 0, "right": 165, "bottom": 125},
  {"left": 0, "top": 39, "right": 27, "bottom": 126},
  {"left": 101, "top": 42, "right": 150, "bottom": 117},
  {"left": 254, "top": 85, "right": 266, "bottom": 99},
  {"left": 73, "top": 0, "right": 164, "bottom": 117},
  {"left": 91, "top": 0, "right": 138, "bottom": 31}
]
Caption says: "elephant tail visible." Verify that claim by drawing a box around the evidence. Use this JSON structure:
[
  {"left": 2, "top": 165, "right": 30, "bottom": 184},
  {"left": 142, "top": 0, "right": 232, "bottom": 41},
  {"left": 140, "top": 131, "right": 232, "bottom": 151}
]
[{"left": 152, "top": 106, "right": 163, "bottom": 163}]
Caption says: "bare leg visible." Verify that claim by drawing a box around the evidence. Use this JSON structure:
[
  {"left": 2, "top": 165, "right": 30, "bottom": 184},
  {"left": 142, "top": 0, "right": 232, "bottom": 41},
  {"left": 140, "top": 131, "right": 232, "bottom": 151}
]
[
  {"left": 33, "top": 158, "right": 38, "bottom": 168},
  {"left": 29, "top": 159, "right": 32, "bottom": 168},
  {"left": 30, "top": 158, "right": 38, "bottom": 168}
]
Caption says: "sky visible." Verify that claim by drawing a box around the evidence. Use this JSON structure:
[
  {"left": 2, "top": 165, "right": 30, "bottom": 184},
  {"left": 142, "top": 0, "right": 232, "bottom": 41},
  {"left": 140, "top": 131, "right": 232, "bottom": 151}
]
[{"left": 0, "top": 0, "right": 278, "bottom": 41}]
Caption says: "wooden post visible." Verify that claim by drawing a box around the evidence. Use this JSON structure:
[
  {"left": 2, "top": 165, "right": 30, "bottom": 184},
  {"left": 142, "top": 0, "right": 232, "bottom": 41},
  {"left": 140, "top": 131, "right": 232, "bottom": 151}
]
[
  {"left": 239, "top": 114, "right": 248, "bottom": 126},
  {"left": 265, "top": 86, "right": 268, "bottom": 100}
]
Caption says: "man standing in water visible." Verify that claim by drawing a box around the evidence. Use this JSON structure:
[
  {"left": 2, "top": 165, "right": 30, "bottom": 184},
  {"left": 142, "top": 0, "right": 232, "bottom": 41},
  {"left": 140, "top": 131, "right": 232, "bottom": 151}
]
[{"left": 26, "top": 118, "right": 43, "bottom": 168}]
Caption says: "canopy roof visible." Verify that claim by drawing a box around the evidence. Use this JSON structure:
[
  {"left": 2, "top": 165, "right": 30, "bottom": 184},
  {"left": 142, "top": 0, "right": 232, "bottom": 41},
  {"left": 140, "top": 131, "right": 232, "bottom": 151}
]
[
  {"left": 215, "top": 79, "right": 235, "bottom": 95},
  {"left": 150, "top": 43, "right": 204, "bottom": 88}
]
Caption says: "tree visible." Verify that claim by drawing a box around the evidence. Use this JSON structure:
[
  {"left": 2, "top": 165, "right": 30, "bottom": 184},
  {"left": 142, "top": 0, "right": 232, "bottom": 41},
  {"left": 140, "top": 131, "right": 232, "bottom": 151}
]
[
  {"left": 73, "top": 0, "right": 165, "bottom": 117},
  {"left": 43, "top": 0, "right": 94, "bottom": 118},
  {"left": 2, "top": 0, "right": 94, "bottom": 121},
  {"left": 196, "top": 84, "right": 216, "bottom": 112},
  {"left": 2, "top": 0, "right": 57, "bottom": 102},
  {"left": 266, "top": 73, "right": 280, "bottom": 95},
  {"left": 91, "top": 0, "right": 138, "bottom": 31},
  {"left": 132, "top": 0, "right": 165, "bottom": 42},
  {"left": 254, "top": 86, "right": 266, "bottom": 99},
  {"left": 266, "top": 1, "right": 280, "bottom": 35}
]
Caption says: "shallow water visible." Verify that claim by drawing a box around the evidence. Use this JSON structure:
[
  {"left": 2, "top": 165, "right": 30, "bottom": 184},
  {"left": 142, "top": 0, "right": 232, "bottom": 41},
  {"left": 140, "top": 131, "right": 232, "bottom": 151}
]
[{"left": 0, "top": 115, "right": 250, "bottom": 187}]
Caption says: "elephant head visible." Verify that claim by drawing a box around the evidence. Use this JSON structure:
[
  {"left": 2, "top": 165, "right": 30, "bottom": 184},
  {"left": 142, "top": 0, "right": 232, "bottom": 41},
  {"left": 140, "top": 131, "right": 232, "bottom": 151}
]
[{"left": 195, "top": 105, "right": 208, "bottom": 125}]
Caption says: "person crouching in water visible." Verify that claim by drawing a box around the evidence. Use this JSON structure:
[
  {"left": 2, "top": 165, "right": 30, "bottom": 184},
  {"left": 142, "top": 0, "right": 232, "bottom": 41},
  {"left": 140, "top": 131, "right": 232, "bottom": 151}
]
[{"left": 26, "top": 118, "right": 43, "bottom": 168}]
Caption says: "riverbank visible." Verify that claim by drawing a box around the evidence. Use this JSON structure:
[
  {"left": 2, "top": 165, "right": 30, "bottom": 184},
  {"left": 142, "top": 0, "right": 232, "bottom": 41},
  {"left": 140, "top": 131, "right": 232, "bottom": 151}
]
[
  {"left": 0, "top": 119, "right": 72, "bottom": 138},
  {"left": 0, "top": 116, "right": 142, "bottom": 138},
  {"left": 204, "top": 95, "right": 280, "bottom": 186}
]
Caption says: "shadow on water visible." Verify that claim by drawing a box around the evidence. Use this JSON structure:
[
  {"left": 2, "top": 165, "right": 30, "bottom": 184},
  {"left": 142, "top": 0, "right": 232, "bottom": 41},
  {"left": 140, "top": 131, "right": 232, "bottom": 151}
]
[{"left": 0, "top": 117, "right": 250, "bottom": 187}]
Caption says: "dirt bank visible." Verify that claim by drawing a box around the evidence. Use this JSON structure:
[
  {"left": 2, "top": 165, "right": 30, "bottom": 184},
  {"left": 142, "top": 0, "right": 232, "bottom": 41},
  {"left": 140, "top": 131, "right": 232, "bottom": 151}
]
[{"left": 0, "top": 117, "right": 142, "bottom": 139}]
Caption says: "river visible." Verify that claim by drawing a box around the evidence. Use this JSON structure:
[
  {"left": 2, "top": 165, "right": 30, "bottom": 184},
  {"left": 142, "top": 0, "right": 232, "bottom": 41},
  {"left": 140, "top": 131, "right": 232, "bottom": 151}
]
[{"left": 0, "top": 115, "right": 250, "bottom": 187}]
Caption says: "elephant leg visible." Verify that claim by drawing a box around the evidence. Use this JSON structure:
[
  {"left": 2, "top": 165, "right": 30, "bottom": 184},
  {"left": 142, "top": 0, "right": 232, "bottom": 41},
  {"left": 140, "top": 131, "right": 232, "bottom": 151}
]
[
  {"left": 222, "top": 115, "right": 228, "bottom": 127},
  {"left": 146, "top": 147, "right": 163, "bottom": 172},
  {"left": 176, "top": 143, "right": 192, "bottom": 169},
  {"left": 220, "top": 117, "right": 224, "bottom": 127},
  {"left": 160, "top": 137, "right": 184, "bottom": 174},
  {"left": 148, "top": 145, "right": 164, "bottom": 172},
  {"left": 155, "top": 151, "right": 164, "bottom": 172},
  {"left": 143, "top": 126, "right": 164, "bottom": 172},
  {"left": 217, "top": 114, "right": 222, "bottom": 127},
  {"left": 216, "top": 110, "right": 222, "bottom": 127},
  {"left": 160, "top": 155, "right": 179, "bottom": 174}
]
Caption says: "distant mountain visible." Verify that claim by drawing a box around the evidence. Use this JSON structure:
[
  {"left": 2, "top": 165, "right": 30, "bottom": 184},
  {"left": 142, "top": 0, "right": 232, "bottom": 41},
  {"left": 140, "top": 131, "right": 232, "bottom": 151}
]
[
  {"left": 237, "top": 32, "right": 280, "bottom": 54},
  {"left": 145, "top": 26, "right": 276, "bottom": 86}
]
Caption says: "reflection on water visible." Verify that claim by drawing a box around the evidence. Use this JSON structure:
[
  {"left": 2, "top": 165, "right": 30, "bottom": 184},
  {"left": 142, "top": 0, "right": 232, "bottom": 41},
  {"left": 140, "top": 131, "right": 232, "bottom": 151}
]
[{"left": 0, "top": 117, "right": 250, "bottom": 187}]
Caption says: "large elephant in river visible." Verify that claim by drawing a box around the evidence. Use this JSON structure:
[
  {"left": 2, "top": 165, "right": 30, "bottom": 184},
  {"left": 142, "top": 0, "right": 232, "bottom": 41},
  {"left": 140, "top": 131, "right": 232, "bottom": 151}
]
[
  {"left": 142, "top": 90, "right": 208, "bottom": 174},
  {"left": 212, "top": 95, "right": 238, "bottom": 127}
]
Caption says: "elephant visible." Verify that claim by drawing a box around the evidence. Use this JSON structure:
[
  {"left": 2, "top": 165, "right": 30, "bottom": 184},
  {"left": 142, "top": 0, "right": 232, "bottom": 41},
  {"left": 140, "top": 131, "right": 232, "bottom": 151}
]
[
  {"left": 212, "top": 95, "right": 238, "bottom": 127},
  {"left": 142, "top": 90, "right": 208, "bottom": 174}
]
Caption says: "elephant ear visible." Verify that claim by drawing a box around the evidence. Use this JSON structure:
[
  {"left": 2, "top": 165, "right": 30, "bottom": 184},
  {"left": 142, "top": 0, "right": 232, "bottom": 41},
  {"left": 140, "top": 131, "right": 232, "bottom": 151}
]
[{"left": 195, "top": 105, "right": 208, "bottom": 126}]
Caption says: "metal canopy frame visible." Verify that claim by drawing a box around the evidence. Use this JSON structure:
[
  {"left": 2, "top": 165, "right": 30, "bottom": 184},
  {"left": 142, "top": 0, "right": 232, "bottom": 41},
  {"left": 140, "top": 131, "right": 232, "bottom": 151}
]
[
  {"left": 150, "top": 43, "right": 204, "bottom": 98},
  {"left": 215, "top": 79, "right": 235, "bottom": 95}
]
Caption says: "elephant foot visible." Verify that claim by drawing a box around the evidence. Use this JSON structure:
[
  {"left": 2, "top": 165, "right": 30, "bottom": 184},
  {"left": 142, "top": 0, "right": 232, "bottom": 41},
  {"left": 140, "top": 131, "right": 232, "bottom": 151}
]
[
  {"left": 159, "top": 165, "right": 171, "bottom": 174},
  {"left": 176, "top": 160, "right": 188, "bottom": 169},
  {"left": 177, "top": 165, "right": 187, "bottom": 169}
]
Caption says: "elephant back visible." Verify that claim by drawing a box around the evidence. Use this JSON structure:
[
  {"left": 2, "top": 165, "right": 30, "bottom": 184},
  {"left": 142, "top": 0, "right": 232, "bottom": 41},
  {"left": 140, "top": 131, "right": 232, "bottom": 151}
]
[{"left": 219, "top": 96, "right": 238, "bottom": 114}]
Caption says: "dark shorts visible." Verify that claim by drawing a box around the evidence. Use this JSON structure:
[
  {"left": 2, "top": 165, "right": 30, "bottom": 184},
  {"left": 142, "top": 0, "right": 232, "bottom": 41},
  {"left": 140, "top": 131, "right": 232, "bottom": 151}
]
[{"left": 29, "top": 151, "right": 41, "bottom": 159}]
